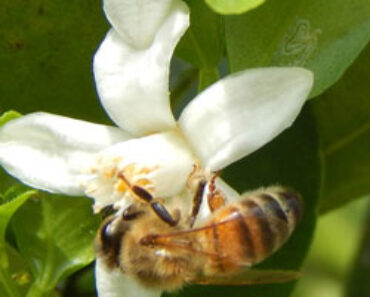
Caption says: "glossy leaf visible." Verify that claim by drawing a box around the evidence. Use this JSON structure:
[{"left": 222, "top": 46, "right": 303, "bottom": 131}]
[
  {"left": 313, "top": 45, "right": 370, "bottom": 213},
  {"left": 0, "top": 0, "right": 109, "bottom": 124},
  {"left": 176, "top": 0, "right": 224, "bottom": 69},
  {"left": 225, "top": 0, "right": 370, "bottom": 97},
  {"left": 205, "top": 0, "right": 265, "bottom": 14},
  {"left": 167, "top": 106, "right": 320, "bottom": 297},
  {"left": 11, "top": 194, "right": 101, "bottom": 295}
]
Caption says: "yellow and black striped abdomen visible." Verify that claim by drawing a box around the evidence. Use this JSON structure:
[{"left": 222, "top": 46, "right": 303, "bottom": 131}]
[{"left": 207, "top": 186, "right": 303, "bottom": 270}]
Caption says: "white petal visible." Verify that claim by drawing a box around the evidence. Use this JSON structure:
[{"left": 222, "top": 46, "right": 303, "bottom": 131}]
[
  {"left": 94, "top": 1, "right": 189, "bottom": 136},
  {"left": 95, "top": 259, "right": 161, "bottom": 297},
  {"left": 85, "top": 130, "right": 195, "bottom": 210},
  {"left": 0, "top": 112, "right": 130, "bottom": 195},
  {"left": 104, "top": 0, "right": 173, "bottom": 49},
  {"left": 179, "top": 67, "right": 313, "bottom": 171}
]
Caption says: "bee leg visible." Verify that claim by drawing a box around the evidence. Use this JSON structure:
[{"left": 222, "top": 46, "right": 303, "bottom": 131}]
[
  {"left": 130, "top": 184, "right": 179, "bottom": 226},
  {"left": 186, "top": 161, "right": 201, "bottom": 188},
  {"left": 207, "top": 172, "right": 226, "bottom": 212},
  {"left": 151, "top": 200, "right": 180, "bottom": 226},
  {"left": 188, "top": 179, "right": 207, "bottom": 227}
]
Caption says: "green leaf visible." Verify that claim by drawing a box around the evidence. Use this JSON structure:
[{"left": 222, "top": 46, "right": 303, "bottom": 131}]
[
  {"left": 205, "top": 0, "right": 265, "bottom": 14},
  {"left": 198, "top": 67, "right": 219, "bottom": 91},
  {"left": 313, "top": 45, "right": 370, "bottom": 213},
  {"left": 167, "top": 106, "right": 321, "bottom": 297},
  {"left": 225, "top": 0, "right": 370, "bottom": 97},
  {"left": 0, "top": 189, "right": 36, "bottom": 247},
  {"left": 0, "top": 189, "right": 35, "bottom": 297},
  {"left": 12, "top": 194, "right": 101, "bottom": 296},
  {"left": 0, "top": 111, "right": 21, "bottom": 127},
  {"left": 0, "top": 0, "right": 109, "bottom": 124},
  {"left": 176, "top": 0, "right": 224, "bottom": 69}
]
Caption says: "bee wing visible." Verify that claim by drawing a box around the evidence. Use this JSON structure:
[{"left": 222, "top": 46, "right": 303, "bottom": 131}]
[
  {"left": 147, "top": 211, "right": 269, "bottom": 259},
  {"left": 146, "top": 217, "right": 244, "bottom": 257},
  {"left": 192, "top": 269, "right": 301, "bottom": 285}
]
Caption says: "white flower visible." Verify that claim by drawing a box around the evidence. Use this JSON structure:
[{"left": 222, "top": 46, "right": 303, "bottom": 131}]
[{"left": 0, "top": 0, "right": 313, "bottom": 296}]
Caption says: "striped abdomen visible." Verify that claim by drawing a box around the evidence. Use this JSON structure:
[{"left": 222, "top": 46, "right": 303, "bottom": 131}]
[{"left": 202, "top": 186, "right": 303, "bottom": 273}]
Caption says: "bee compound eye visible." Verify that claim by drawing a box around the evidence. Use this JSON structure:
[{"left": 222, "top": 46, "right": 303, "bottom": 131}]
[
  {"left": 100, "top": 218, "right": 115, "bottom": 243},
  {"left": 100, "top": 216, "right": 127, "bottom": 247}
]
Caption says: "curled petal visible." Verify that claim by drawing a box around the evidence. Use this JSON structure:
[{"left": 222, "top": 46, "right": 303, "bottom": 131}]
[
  {"left": 95, "top": 259, "right": 161, "bottom": 297},
  {"left": 104, "top": 0, "right": 172, "bottom": 49},
  {"left": 179, "top": 67, "right": 313, "bottom": 171},
  {"left": 0, "top": 112, "right": 130, "bottom": 195},
  {"left": 85, "top": 131, "right": 195, "bottom": 210},
  {"left": 94, "top": 1, "right": 189, "bottom": 136}
]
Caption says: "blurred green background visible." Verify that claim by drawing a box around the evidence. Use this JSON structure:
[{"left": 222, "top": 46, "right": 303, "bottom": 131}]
[{"left": 293, "top": 197, "right": 369, "bottom": 297}]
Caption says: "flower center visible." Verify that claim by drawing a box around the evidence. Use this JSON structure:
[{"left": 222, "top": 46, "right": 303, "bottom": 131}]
[{"left": 85, "top": 156, "right": 159, "bottom": 212}]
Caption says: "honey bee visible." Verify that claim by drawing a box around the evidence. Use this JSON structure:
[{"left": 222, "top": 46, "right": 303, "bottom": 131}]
[{"left": 96, "top": 185, "right": 303, "bottom": 291}]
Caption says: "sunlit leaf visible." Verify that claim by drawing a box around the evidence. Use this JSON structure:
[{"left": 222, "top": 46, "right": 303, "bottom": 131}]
[
  {"left": 0, "top": 111, "right": 21, "bottom": 127},
  {"left": 205, "top": 0, "right": 265, "bottom": 15},
  {"left": 313, "top": 45, "right": 370, "bottom": 213},
  {"left": 225, "top": 0, "right": 370, "bottom": 97}
]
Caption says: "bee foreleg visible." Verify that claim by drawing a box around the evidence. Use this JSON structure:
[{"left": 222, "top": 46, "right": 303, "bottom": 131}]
[
  {"left": 151, "top": 200, "right": 180, "bottom": 226},
  {"left": 131, "top": 184, "right": 179, "bottom": 226},
  {"left": 188, "top": 179, "right": 207, "bottom": 227}
]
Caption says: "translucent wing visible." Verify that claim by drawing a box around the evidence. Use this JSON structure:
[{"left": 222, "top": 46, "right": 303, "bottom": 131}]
[
  {"left": 144, "top": 207, "right": 275, "bottom": 261},
  {"left": 142, "top": 215, "right": 251, "bottom": 257},
  {"left": 192, "top": 269, "right": 301, "bottom": 285}
]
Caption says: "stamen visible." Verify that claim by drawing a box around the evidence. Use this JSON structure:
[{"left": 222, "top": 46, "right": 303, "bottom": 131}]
[
  {"left": 103, "top": 168, "right": 116, "bottom": 179},
  {"left": 115, "top": 179, "right": 127, "bottom": 193}
]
